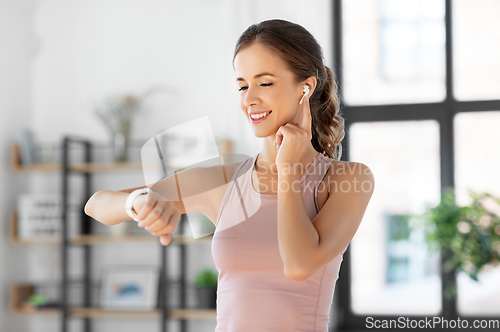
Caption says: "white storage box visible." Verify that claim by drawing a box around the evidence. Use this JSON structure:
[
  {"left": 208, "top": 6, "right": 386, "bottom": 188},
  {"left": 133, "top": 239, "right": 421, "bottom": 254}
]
[{"left": 17, "top": 194, "right": 82, "bottom": 239}]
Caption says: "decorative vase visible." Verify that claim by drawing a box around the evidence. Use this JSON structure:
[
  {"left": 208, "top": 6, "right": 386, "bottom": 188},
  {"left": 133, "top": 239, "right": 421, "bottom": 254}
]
[
  {"left": 195, "top": 286, "right": 217, "bottom": 309},
  {"left": 112, "top": 132, "right": 131, "bottom": 162}
]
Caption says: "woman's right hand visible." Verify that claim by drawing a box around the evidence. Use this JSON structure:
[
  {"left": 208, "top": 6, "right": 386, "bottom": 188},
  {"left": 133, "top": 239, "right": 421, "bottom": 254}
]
[{"left": 132, "top": 193, "right": 182, "bottom": 246}]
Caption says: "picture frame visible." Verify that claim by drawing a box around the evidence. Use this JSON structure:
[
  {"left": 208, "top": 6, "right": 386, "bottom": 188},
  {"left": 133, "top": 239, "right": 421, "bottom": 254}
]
[{"left": 99, "top": 265, "right": 160, "bottom": 311}]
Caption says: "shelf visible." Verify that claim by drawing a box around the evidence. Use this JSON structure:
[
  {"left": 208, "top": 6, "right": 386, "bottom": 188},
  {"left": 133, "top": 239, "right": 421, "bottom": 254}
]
[
  {"left": 10, "top": 136, "right": 225, "bottom": 330},
  {"left": 70, "top": 308, "right": 217, "bottom": 319},
  {"left": 13, "top": 306, "right": 216, "bottom": 319},
  {"left": 71, "top": 234, "right": 157, "bottom": 244},
  {"left": 10, "top": 210, "right": 213, "bottom": 245},
  {"left": 10, "top": 284, "right": 216, "bottom": 319},
  {"left": 169, "top": 309, "right": 217, "bottom": 320},
  {"left": 70, "top": 162, "right": 145, "bottom": 173},
  {"left": 71, "top": 308, "right": 162, "bottom": 319},
  {"left": 10, "top": 142, "right": 194, "bottom": 173},
  {"left": 171, "top": 234, "right": 214, "bottom": 244},
  {"left": 11, "top": 142, "right": 145, "bottom": 173}
]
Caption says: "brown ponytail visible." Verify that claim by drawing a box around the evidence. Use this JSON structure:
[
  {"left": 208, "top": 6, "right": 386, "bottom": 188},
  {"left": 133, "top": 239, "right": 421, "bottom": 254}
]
[
  {"left": 313, "top": 65, "right": 345, "bottom": 161},
  {"left": 233, "top": 19, "right": 345, "bottom": 160}
]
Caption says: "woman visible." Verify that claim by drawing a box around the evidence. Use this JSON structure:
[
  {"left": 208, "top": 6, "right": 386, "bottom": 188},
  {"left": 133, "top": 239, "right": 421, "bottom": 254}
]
[{"left": 85, "top": 19, "right": 374, "bottom": 331}]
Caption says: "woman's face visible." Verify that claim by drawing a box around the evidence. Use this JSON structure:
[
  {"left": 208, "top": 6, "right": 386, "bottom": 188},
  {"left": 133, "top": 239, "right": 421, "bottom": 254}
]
[{"left": 233, "top": 42, "right": 304, "bottom": 138}]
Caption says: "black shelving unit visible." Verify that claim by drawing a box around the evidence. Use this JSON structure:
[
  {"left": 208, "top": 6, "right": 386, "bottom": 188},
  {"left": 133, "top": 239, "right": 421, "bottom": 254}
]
[
  {"left": 59, "top": 135, "right": 202, "bottom": 332},
  {"left": 60, "top": 136, "right": 91, "bottom": 332}
]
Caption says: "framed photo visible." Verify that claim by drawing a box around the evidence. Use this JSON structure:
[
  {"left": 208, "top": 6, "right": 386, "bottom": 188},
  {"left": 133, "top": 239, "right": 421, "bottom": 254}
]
[{"left": 99, "top": 265, "right": 160, "bottom": 311}]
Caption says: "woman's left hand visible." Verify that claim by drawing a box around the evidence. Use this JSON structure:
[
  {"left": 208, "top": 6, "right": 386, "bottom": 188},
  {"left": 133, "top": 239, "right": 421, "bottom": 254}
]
[{"left": 273, "top": 94, "right": 313, "bottom": 171}]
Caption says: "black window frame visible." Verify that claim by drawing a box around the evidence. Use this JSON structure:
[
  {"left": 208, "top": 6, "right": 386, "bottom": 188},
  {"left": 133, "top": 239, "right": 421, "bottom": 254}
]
[{"left": 332, "top": 0, "right": 500, "bottom": 331}]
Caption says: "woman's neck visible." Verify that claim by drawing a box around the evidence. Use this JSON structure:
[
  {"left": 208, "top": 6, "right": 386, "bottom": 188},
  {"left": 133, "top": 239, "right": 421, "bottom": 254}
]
[{"left": 256, "top": 137, "right": 319, "bottom": 177}]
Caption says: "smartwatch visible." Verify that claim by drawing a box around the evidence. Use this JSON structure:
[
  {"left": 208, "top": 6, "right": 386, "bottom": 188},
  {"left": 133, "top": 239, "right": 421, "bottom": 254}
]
[{"left": 125, "top": 188, "right": 151, "bottom": 221}]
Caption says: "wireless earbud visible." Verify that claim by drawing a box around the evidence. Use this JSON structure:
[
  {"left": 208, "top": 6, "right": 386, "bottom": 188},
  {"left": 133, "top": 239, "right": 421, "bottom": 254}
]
[{"left": 299, "top": 85, "right": 310, "bottom": 105}]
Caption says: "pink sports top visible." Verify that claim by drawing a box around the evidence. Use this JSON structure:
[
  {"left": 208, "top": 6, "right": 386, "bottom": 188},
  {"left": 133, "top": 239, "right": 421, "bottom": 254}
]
[{"left": 211, "top": 152, "right": 346, "bottom": 332}]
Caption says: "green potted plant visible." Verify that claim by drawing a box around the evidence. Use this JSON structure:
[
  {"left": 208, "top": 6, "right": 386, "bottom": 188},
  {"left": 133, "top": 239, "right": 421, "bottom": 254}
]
[
  {"left": 193, "top": 268, "right": 218, "bottom": 309},
  {"left": 411, "top": 187, "right": 500, "bottom": 299}
]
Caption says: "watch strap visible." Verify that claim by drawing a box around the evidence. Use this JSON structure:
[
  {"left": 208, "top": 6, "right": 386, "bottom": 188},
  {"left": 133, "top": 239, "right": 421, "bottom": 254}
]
[{"left": 125, "top": 188, "right": 151, "bottom": 221}]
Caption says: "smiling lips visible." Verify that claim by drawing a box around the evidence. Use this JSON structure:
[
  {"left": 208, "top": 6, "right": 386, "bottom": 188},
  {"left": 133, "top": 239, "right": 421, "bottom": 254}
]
[{"left": 249, "top": 111, "right": 272, "bottom": 123}]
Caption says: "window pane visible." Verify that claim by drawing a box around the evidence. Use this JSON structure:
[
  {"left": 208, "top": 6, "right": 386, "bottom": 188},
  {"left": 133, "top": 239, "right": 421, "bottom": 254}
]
[
  {"left": 349, "top": 121, "right": 441, "bottom": 314},
  {"left": 343, "top": 0, "right": 446, "bottom": 105},
  {"left": 455, "top": 111, "right": 500, "bottom": 315},
  {"left": 454, "top": 0, "right": 500, "bottom": 101}
]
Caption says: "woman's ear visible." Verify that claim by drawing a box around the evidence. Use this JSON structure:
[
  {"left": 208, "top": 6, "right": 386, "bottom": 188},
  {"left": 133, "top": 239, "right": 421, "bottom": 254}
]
[
  {"left": 304, "top": 76, "right": 317, "bottom": 97},
  {"left": 300, "top": 85, "right": 310, "bottom": 104}
]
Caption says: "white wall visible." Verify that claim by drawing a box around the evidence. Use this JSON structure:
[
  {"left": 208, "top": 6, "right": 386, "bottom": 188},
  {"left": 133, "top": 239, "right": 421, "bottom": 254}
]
[
  {"left": 30, "top": 0, "right": 333, "bottom": 157},
  {"left": 0, "top": 0, "right": 34, "bottom": 331},
  {"left": 1, "top": 1, "right": 333, "bottom": 331}
]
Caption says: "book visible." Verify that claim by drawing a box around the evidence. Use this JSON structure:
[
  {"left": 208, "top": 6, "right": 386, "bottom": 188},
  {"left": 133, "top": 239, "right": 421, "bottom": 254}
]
[{"left": 16, "top": 129, "right": 37, "bottom": 165}]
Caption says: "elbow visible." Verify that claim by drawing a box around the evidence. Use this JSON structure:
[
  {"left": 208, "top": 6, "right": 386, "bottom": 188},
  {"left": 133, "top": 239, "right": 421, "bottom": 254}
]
[
  {"left": 84, "top": 200, "right": 90, "bottom": 216},
  {"left": 84, "top": 204, "right": 91, "bottom": 219},
  {"left": 284, "top": 266, "right": 310, "bottom": 282},
  {"left": 84, "top": 192, "right": 99, "bottom": 218},
  {"left": 284, "top": 252, "right": 326, "bottom": 281}
]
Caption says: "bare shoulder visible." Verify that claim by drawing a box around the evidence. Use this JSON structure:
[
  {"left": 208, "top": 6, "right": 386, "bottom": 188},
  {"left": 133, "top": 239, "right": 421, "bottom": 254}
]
[
  {"left": 328, "top": 160, "right": 374, "bottom": 176},
  {"left": 326, "top": 160, "right": 375, "bottom": 192}
]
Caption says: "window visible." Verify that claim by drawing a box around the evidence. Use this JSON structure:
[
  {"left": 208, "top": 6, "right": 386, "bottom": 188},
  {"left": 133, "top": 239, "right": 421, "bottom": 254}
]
[
  {"left": 334, "top": 0, "right": 500, "bottom": 330},
  {"left": 342, "top": 0, "right": 445, "bottom": 105},
  {"left": 454, "top": 111, "right": 500, "bottom": 316},
  {"left": 453, "top": 0, "right": 500, "bottom": 101},
  {"left": 349, "top": 121, "right": 441, "bottom": 315}
]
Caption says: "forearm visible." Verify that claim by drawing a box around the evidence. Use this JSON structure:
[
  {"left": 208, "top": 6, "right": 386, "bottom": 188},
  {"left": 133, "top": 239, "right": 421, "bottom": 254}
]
[
  {"left": 277, "top": 171, "right": 319, "bottom": 279},
  {"left": 84, "top": 190, "right": 132, "bottom": 226}
]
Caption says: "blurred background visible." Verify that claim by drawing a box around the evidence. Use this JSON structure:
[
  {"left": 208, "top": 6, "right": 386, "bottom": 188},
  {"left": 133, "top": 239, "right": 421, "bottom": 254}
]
[{"left": 1, "top": 0, "right": 499, "bottom": 331}]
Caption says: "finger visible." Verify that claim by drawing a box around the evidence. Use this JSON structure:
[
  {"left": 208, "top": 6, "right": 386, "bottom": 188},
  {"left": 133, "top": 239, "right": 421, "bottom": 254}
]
[
  {"left": 160, "top": 234, "right": 172, "bottom": 246},
  {"left": 274, "top": 127, "right": 284, "bottom": 147},
  {"left": 136, "top": 195, "right": 155, "bottom": 221},
  {"left": 145, "top": 215, "right": 170, "bottom": 233},
  {"left": 284, "top": 123, "right": 302, "bottom": 131},
  {"left": 283, "top": 124, "right": 305, "bottom": 139},
  {"left": 276, "top": 123, "right": 291, "bottom": 151},
  {"left": 276, "top": 126, "right": 297, "bottom": 151},
  {"left": 275, "top": 126, "right": 289, "bottom": 150},
  {"left": 154, "top": 226, "right": 173, "bottom": 236},
  {"left": 137, "top": 203, "right": 164, "bottom": 228},
  {"left": 142, "top": 204, "right": 173, "bottom": 232},
  {"left": 148, "top": 206, "right": 179, "bottom": 234},
  {"left": 285, "top": 123, "right": 308, "bottom": 139},
  {"left": 167, "top": 207, "right": 182, "bottom": 230},
  {"left": 301, "top": 94, "right": 313, "bottom": 141},
  {"left": 139, "top": 200, "right": 175, "bottom": 226}
]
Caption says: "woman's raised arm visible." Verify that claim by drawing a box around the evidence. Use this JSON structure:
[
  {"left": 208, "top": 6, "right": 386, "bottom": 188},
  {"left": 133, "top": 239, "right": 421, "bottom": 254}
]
[
  {"left": 83, "top": 164, "right": 230, "bottom": 244},
  {"left": 83, "top": 165, "right": 192, "bottom": 227}
]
